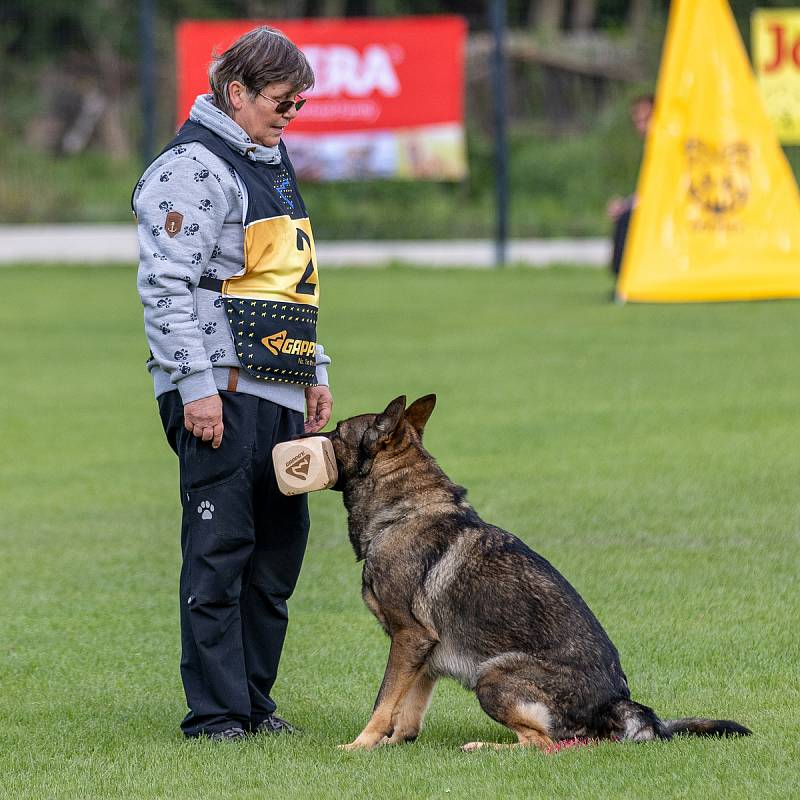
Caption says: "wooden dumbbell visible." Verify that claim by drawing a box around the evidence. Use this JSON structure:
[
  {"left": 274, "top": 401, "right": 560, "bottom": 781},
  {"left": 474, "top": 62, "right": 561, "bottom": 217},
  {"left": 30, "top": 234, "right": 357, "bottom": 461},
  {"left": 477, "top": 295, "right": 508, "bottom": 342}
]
[{"left": 272, "top": 436, "right": 338, "bottom": 496}]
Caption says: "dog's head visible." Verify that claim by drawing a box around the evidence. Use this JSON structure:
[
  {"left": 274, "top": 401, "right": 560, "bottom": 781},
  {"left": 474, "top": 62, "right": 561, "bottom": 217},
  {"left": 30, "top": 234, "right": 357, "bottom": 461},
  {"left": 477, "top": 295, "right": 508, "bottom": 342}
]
[{"left": 317, "top": 394, "right": 436, "bottom": 490}]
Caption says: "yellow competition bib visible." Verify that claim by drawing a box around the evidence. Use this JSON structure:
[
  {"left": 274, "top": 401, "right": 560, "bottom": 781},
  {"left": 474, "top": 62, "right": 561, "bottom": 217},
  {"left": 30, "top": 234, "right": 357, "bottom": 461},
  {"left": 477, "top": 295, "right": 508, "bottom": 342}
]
[{"left": 163, "top": 122, "right": 322, "bottom": 385}]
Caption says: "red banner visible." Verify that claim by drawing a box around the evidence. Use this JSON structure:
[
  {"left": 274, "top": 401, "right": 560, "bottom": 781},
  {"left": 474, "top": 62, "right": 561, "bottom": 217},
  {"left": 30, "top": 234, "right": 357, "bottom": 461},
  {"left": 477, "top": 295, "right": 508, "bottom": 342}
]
[{"left": 175, "top": 16, "right": 467, "bottom": 180}]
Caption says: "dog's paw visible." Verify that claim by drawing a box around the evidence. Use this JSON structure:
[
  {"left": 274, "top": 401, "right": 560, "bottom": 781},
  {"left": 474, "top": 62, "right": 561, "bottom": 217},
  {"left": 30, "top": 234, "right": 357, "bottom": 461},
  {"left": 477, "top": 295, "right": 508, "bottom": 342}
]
[
  {"left": 337, "top": 740, "right": 368, "bottom": 751},
  {"left": 384, "top": 731, "right": 418, "bottom": 745},
  {"left": 461, "top": 741, "right": 488, "bottom": 753},
  {"left": 338, "top": 733, "right": 384, "bottom": 751}
]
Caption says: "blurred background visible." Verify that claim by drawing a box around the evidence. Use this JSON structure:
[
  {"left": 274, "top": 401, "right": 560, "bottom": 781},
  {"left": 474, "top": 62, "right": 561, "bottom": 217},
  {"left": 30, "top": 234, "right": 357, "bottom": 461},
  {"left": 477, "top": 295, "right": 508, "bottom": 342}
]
[{"left": 1, "top": 0, "right": 791, "bottom": 241}]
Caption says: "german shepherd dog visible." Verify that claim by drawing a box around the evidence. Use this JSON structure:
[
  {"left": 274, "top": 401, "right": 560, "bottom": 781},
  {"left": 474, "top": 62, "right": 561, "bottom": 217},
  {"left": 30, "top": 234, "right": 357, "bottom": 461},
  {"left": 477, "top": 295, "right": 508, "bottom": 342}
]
[{"left": 318, "top": 395, "right": 751, "bottom": 752}]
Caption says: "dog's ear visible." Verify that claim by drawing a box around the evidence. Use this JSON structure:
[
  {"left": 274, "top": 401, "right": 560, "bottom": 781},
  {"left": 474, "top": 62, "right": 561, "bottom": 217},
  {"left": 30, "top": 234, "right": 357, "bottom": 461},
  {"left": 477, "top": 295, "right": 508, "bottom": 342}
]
[
  {"left": 405, "top": 394, "right": 436, "bottom": 437},
  {"left": 373, "top": 395, "right": 406, "bottom": 438},
  {"left": 358, "top": 396, "right": 407, "bottom": 474}
]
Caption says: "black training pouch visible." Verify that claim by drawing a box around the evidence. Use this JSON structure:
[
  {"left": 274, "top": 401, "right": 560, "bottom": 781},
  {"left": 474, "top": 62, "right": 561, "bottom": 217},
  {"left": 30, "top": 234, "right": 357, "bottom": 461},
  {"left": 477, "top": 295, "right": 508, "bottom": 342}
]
[{"left": 223, "top": 297, "right": 318, "bottom": 386}]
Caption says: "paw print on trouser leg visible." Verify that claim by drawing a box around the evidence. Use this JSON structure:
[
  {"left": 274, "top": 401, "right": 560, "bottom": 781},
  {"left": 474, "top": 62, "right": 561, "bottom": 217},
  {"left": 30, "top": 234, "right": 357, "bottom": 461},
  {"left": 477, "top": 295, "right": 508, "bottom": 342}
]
[{"left": 198, "top": 500, "right": 214, "bottom": 520}]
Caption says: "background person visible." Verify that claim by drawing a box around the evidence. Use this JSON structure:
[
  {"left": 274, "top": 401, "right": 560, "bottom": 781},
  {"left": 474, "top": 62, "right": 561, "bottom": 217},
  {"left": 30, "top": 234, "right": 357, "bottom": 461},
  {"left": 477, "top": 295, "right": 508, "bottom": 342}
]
[
  {"left": 607, "top": 94, "right": 654, "bottom": 278},
  {"left": 133, "top": 26, "right": 332, "bottom": 741}
]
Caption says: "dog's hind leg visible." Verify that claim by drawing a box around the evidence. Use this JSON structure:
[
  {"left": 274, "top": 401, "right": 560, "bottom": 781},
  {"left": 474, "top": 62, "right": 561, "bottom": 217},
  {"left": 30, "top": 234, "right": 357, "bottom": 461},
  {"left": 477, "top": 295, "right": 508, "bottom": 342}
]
[
  {"left": 384, "top": 670, "right": 438, "bottom": 744},
  {"left": 462, "top": 667, "right": 555, "bottom": 753}
]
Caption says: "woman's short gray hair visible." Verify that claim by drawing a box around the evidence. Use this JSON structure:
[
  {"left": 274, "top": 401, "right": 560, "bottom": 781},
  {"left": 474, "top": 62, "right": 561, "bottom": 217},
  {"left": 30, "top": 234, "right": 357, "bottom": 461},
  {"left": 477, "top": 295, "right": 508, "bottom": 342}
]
[{"left": 209, "top": 26, "right": 314, "bottom": 116}]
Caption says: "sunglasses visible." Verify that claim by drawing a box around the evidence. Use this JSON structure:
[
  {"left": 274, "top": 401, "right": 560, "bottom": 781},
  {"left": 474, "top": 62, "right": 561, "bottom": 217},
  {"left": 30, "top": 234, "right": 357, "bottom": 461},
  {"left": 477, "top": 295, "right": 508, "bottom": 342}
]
[{"left": 257, "top": 90, "right": 307, "bottom": 114}]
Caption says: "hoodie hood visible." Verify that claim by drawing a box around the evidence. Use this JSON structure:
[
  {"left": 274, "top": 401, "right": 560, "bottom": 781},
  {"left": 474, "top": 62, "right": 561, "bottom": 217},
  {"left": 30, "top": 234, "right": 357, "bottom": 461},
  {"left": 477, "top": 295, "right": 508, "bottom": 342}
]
[{"left": 189, "top": 93, "right": 281, "bottom": 165}]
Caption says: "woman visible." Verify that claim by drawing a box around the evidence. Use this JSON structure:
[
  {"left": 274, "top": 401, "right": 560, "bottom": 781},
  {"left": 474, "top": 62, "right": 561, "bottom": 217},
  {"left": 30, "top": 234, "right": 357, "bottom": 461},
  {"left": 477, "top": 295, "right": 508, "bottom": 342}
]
[{"left": 134, "top": 26, "right": 332, "bottom": 740}]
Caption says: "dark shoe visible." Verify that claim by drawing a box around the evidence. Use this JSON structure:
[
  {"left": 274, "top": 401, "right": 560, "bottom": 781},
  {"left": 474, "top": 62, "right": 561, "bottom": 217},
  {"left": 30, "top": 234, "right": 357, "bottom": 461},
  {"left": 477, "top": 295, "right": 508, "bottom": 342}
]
[
  {"left": 252, "top": 714, "right": 299, "bottom": 735},
  {"left": 206, "top": 726, "right": 247, "bottom": 741}
]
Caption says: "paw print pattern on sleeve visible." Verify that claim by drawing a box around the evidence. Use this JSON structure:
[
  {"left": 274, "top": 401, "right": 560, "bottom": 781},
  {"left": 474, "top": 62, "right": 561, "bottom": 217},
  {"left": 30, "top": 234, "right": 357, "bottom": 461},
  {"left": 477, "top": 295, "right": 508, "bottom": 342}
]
[{"left": 136, "top": 152, "right": 232, "bottom": 386}]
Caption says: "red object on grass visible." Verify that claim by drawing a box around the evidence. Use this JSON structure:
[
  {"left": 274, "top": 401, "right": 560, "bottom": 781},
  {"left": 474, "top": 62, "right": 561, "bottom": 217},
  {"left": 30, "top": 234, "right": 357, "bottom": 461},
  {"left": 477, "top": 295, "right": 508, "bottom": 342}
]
[
  {"left": 544, "top": 737, "right": 598, "bottom": 754},
  {"left": 544, "top": 735, "right": 621, "bottom": 754}
]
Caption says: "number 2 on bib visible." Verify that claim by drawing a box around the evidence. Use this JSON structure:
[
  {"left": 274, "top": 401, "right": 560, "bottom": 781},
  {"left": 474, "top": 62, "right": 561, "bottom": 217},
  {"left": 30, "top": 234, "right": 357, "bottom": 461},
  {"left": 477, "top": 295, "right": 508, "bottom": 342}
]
[{"left": 295, "top": 228, "right": 317, "bottom": 295}]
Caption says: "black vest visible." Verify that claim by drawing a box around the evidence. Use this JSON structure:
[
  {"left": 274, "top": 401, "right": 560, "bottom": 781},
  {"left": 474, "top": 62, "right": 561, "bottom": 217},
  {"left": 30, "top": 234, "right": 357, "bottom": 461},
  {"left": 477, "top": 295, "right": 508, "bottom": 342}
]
[{"left": 143, "top": 121, "right": 320, "bottom": 386}]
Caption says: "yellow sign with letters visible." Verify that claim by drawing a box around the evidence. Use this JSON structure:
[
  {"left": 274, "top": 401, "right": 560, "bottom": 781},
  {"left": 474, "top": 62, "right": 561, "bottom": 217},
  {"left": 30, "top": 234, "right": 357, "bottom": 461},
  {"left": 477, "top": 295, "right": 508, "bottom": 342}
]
[
  {"left": 618, "top": 0, "right": 800, "bottom": 303},
  {"left": 752, "top": 9, "right": 800, "bottom": 144}
]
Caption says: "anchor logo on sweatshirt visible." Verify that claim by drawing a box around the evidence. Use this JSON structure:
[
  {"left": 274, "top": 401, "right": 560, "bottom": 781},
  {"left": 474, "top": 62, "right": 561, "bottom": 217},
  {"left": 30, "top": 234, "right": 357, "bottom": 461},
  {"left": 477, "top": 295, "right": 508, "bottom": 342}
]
[{"left": 165, "top": 210, "right": 184, "bottom": 237}]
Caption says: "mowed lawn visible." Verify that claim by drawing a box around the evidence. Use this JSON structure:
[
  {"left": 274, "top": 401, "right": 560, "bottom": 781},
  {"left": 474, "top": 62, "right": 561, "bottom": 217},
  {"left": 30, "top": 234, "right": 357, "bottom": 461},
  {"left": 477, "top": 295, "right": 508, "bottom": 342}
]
[{"left": 1, "top": 264, "right": 798, "bottom": 799}]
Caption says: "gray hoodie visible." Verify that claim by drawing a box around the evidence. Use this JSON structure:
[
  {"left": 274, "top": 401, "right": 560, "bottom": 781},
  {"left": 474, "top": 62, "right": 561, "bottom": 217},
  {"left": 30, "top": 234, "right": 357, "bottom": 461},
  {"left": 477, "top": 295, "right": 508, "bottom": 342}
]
[{"left": 133, "top": 94, "right": 330, "bottom": 413}]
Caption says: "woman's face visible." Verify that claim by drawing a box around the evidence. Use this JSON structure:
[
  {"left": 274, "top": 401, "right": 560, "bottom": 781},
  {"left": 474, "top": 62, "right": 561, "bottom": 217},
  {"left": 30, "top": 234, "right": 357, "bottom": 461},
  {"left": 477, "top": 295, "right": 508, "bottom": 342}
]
[{"left": 228, "top": 81, "right": 303, "bottom": 148}]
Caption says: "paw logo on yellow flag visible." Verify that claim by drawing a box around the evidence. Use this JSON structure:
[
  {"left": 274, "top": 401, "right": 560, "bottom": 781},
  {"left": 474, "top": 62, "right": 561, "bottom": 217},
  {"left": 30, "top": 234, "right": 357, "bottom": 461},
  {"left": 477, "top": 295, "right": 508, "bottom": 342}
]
[
  {"left": 617, "top": 0, "right": 800, "bottom": 303},
  {"left": 685, "top": 140, "right": 750, "bottom": 221}
]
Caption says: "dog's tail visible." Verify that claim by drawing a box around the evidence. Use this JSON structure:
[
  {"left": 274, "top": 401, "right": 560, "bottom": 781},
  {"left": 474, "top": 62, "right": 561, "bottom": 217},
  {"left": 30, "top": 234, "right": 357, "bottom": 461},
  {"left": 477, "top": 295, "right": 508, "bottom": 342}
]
[
  {"left": 661, "top": 717, "right": 752, "bottom": 738},
  {"left": 610, "top": 700, "right": 751, "bottom": 741}
]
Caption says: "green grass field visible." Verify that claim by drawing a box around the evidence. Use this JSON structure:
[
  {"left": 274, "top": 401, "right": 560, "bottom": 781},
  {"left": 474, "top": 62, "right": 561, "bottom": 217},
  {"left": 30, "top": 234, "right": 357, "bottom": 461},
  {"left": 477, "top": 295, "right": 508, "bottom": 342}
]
[{"left": 2, "top": 264, "right": 798, "bottom": 799}]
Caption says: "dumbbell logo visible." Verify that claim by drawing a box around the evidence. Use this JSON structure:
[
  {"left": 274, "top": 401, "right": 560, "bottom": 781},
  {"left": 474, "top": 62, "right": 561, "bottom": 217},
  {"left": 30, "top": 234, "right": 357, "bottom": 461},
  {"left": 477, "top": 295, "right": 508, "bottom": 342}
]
[{"left": 285, "top": 451, "right": 311, "bottom": 480}]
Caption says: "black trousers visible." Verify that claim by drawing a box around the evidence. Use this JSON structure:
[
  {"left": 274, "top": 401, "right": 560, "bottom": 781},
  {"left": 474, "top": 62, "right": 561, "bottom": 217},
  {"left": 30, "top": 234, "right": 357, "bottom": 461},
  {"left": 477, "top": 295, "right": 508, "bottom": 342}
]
[
  {"left": 158, "top": 390, "right": 309, "bottom": 736},
  {"left": 611, "top": 205, "right": 632, "bottom": 277}
]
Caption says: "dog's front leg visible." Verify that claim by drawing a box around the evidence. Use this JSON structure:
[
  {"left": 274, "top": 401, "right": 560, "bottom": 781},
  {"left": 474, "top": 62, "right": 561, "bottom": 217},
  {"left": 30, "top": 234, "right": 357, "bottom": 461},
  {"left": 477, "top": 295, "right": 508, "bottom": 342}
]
[
  {"left": 384, "top": 669, "right": 437, "bottom": 744},
  {"left": 340, "top": 629, "right": 434, "bottom": 751}
]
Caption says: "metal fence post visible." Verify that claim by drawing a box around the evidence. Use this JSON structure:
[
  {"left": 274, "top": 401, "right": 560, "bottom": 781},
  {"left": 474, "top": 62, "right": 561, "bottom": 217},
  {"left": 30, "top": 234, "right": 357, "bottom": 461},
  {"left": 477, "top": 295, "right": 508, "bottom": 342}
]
[
  {"left": 490, "top": 0, "right": 509, "bottom": 267},
  {"left": 139, "top": 0, "right": 156, "bottom": 166}
]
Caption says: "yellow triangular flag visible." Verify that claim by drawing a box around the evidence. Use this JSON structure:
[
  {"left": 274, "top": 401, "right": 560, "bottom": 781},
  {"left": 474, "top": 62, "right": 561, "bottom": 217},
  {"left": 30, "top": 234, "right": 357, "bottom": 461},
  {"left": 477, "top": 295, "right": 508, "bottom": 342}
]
[{"left": 618, "top": 0, "right": 800, "bottom": 303}]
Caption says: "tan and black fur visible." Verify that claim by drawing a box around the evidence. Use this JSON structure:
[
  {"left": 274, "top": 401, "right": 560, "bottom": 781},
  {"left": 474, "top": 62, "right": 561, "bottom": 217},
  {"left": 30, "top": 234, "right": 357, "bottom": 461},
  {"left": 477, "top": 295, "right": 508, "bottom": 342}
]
[{"left": 317, "top": 395, "right": 751, "bottom": 752}]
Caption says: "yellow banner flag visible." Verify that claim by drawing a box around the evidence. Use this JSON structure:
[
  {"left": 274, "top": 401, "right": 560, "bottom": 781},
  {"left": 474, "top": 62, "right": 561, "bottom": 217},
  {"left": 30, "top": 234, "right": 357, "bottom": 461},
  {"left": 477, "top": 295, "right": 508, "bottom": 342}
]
[
  {"left": 617, "top": 0, "right": 800, "bottom": 303},
  {"left": 753, "top": 9, "right": 800, "bottom": 144}
]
